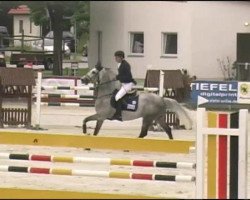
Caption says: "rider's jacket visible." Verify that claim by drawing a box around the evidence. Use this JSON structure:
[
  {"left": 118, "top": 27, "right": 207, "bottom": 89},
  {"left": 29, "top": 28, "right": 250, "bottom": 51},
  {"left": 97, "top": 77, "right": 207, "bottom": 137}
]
[{"left": 116, "top": 60, "right": 135, "bottom": 84}]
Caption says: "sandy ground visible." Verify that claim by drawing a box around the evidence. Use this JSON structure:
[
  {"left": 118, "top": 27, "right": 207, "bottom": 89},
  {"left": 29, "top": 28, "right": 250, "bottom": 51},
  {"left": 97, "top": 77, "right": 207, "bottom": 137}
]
[{"left": 0, "top": 105, "right": 249, "bottom": 198}]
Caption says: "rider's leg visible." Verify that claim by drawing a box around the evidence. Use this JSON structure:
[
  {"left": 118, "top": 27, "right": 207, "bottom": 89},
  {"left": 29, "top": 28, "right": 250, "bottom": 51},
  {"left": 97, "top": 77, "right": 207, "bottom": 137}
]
[
  {"left": 115, "top": 86, "right": 127, "bottom": 101},
  {"left": 113, "top": 83, "right": 134, "bottom": 120},
  {"left": 122, "top": 82, "right": 134, "bottom": 93},
  {"left": 113, "top": 86, "right": 127, "bottom": 120}
]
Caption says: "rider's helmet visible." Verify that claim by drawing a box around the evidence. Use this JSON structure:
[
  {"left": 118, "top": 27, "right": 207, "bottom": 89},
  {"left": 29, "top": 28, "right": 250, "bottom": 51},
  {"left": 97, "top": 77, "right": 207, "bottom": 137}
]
[{"left": 114, "top": 51, "right": 125, "bottom": 59}]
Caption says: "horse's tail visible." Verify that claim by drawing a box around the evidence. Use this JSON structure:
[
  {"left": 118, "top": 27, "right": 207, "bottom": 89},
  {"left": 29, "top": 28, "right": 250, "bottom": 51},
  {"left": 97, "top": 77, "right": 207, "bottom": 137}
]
[{"left": 163, "top": 98, "right": 193, "bottom": 130}]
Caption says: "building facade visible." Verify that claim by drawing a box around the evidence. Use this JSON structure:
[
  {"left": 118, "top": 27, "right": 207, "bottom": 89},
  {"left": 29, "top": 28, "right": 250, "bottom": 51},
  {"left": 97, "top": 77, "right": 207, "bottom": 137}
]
[
  {"left": 89, "top": 1, "right": 250, "bottom": 80},
  {"left": 8, "top": 5, "right": 41, "bottom": 46}
]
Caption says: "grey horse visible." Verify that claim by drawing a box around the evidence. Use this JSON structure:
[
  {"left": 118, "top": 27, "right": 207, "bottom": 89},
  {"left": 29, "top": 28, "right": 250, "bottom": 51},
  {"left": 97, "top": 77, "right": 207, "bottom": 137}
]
[{"left": 81, "top": 65, "right": 192, "bottom": 139}]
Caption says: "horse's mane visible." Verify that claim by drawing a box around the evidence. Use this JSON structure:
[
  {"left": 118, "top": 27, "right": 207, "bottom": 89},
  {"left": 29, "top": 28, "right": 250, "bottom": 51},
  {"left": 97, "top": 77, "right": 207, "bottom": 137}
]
[{"left": 100, "top": 67, "right": 117, "bottom": 82}]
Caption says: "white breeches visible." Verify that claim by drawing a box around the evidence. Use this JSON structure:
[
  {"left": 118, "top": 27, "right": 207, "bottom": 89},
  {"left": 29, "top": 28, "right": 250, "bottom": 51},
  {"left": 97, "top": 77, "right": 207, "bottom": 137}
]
[{"left": 115, "top": 82, "right": 135, "bottom": 101}]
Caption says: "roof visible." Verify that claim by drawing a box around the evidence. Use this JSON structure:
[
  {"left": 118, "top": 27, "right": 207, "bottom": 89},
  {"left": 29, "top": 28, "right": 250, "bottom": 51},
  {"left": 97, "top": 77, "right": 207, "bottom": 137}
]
[
  {"left": 0, "top": 68, "right": 35, "bottom": 86},
  {"left": 144, "top": 69, "right": 184, "bottom": 89},
  {"left": 8, "top": 5, "right": 30, "bottom": 15}
]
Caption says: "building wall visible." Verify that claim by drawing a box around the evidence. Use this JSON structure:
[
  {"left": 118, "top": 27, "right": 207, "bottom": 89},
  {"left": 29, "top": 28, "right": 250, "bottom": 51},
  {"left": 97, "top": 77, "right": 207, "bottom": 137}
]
[
  {"left": 13, "top": 15, "right": 41, "bottom": 46},
  {"left": 189, "top": 1, "right": 250, "bottom": 80},
  {"left": 89, "top": 1, "right": 125, "bottom": 69},
  {"left": 89, "top": 1, "right": 250, "bottom": 79},
  {"left": 123, "top": 1, "right": 191, "bottom": 78}
]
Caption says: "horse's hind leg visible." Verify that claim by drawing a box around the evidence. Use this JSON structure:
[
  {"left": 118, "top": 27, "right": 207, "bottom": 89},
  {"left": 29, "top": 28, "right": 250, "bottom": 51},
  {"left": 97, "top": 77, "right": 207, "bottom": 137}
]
[
  {"left": 155, "top": 116, "right": 173, "bottom": 139},
  {"left": 138, "top": 117, "right": 154, "bottom": 138},
  {"left": 82, "top": 113, "right": 99, "bottom": 134},
  {"left": 93, "top": 120, "right": 104, "bottom": 136}
]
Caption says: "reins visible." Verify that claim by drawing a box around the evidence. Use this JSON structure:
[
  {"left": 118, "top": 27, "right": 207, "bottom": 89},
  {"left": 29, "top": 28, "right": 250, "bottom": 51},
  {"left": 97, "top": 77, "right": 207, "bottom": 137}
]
[{"left": 93, "top": 74, "right": 117, "bottom": 99}]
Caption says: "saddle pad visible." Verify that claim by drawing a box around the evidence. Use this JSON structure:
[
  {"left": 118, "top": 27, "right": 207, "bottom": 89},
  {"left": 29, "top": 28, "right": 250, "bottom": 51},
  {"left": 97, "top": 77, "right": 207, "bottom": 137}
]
[{"left": 121, "top": 95, "right": 139, "bottom": 112}]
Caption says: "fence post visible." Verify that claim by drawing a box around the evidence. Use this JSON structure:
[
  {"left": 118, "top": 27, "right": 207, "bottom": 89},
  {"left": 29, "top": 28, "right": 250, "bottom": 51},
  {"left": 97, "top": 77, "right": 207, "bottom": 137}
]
[
  {"left": 196, "top": 108, "right": 205, "bottom": 198},
  {"left": 196, "top": 108, "right": 248, "bottom": 199},
  {"left": 42, "top": 36, "right": 45, "bottom": 52},
  {"left": 21, "top": 29, "right": 24, "bottom": 53},
  {"left": 159, "top": 70, "right": 164, "bottom": 97},
  {"left": 35, "top": 71, "right": 42, "bottom": 129},
  {"left": 238, "top": 109, "right": 248, "bottom": 199}
]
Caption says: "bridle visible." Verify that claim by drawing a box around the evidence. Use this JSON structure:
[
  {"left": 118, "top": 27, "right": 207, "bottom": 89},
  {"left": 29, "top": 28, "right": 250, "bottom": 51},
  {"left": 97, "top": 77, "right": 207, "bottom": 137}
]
[{"left": 87, "top": 66, "right": 118, "bottom": 99}]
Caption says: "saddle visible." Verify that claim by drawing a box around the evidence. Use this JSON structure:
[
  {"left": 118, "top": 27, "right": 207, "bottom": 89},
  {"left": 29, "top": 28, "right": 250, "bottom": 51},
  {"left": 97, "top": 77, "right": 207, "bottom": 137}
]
[{"left": 110, "top": 89, "right": 139, "bottom": 111}]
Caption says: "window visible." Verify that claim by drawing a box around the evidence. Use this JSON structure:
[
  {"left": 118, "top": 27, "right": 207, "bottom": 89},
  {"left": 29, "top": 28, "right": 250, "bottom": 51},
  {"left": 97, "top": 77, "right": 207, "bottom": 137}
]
[
  {"left": 19, "top": 20, "right": 23, "bottom": 33},
  {"left": 129, "top": 32, "right": 144, "bottom": 54},
  {"left": 162, "top": 32, "right": 178, "bottom": 56}
]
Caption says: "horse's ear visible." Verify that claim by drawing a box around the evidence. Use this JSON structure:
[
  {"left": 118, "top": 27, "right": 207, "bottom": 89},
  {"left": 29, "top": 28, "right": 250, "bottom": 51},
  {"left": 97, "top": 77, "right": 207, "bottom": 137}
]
[{"left": 95, "top": 61, "right": 103, "bottom": 71}]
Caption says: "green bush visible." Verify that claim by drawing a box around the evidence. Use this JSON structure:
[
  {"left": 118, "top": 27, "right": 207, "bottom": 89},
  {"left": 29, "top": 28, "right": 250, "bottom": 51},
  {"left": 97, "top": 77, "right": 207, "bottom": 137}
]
[
  {"left": 77, "top": 32, "right": 88, "bottom": 54},
  {"left": 6, "top": 45, "right": 34, "bottom": 51}
]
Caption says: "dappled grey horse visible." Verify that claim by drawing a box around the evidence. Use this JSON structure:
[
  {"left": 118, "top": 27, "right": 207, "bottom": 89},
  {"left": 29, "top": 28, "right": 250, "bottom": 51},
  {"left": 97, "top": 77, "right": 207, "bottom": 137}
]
[{"left": 81, "top": 65, "right": 192, "bottom": 139}]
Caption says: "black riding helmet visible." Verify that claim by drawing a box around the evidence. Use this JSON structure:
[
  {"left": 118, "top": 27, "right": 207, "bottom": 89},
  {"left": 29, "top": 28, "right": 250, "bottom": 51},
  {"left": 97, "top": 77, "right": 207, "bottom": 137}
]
[{"left": 114, "top": 50, "right": 125, "bottom": 58}]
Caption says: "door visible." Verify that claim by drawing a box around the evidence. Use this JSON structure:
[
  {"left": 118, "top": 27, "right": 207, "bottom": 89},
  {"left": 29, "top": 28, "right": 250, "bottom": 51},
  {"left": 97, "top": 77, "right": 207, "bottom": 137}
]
[
  {"left": 97, "top": 31, "right": 102, "bottom": 63},
  {"left": 237, "top": 33, "right": 250, "bottom": 62},
  {"left": 236, "top": 33, "right": 250, "bottom": 80}
]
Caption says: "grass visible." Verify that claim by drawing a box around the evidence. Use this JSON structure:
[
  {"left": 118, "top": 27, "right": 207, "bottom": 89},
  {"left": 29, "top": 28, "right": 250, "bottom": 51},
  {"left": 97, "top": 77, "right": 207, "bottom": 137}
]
[
  {"left": 6, "top": 45, "right": 34, "bottom": 51},
  {"left": 43, "top": 68, "right": 90, "bottom": 77}
]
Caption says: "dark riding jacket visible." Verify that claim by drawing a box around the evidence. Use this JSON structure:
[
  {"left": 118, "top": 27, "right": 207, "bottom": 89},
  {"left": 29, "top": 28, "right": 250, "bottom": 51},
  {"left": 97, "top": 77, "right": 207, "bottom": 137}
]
[{"left": 116, "top": 60, "right": 135, "bottom": 84}]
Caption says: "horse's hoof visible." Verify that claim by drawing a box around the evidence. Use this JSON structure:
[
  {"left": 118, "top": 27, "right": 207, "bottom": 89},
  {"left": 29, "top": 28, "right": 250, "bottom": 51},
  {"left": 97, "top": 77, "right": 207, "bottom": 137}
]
[{"left": 82, "top": 124, "right": 87, "bottom": 134}]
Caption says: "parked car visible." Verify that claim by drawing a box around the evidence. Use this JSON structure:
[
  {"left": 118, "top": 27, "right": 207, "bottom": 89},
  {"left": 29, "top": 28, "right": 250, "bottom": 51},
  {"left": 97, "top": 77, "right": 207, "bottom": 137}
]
[
  {"left": 0, "top": 26, "right": 9, "bottom": 48},
  {"left": 46, "top": 31, "right": 75, "bottom": 52},
  {"left": 32, "top": 38, "right": 71, "bottom": 56}
]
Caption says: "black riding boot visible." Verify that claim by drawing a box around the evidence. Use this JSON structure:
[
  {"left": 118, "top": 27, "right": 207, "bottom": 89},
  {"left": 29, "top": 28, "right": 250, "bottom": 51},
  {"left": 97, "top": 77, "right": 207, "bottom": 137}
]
[{"left": 112, "top": 99, "right": 122, "bottom": 121}]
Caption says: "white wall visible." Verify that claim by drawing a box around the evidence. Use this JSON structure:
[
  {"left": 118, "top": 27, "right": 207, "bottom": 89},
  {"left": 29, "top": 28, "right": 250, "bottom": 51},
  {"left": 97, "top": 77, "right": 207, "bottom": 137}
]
[
  {"left": 13, "top": 15, "right": 41, "bottom": 46},
  {"left": 190, "top": 1, "right": 250, "bottom": 80},
  {"left": 89, "top": 1, "right": 125, "bottom": 69},
  {"left": 89, "top": 1, "right": 250, "bottom": 79},
  {"left": 123, "top": 1, "right": 191, "bottom": 78}
]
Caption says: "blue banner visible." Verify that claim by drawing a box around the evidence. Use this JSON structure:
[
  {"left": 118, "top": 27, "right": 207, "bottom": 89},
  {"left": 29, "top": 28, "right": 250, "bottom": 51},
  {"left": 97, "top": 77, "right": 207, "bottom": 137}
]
[{"left": 191, "top": 81, "right": 238, "bottom": 105}]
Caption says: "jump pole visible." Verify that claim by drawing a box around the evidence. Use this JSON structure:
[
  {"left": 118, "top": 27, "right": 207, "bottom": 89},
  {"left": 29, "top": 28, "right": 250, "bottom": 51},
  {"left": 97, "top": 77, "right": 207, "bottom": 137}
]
[
  {"left": 0, "top": 188, "right": 160, "bottom": 199},
  {"left": 0, "top": 131, "right": 195, "bottom": 154},
  {"left": 0, "top": 152, "right": 196, "bottom": 169},
  {"left": 0, "top": 165, "right": 195, "bottom": 182}
]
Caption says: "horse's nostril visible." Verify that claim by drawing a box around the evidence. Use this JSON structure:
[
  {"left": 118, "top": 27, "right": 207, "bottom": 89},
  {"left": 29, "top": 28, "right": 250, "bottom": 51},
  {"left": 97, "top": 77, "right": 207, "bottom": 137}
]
[
  {"left": 81, "top": 77, "right": 89, "bottom": 85},
  {"left": 81, "top": 78, "right": 86, "bottom": 84}
]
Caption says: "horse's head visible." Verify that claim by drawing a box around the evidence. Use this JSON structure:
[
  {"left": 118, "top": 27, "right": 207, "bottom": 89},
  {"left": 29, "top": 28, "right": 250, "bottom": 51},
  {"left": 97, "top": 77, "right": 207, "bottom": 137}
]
[{"left": 81, "top": 62, "right": 103, "bottom": 84}]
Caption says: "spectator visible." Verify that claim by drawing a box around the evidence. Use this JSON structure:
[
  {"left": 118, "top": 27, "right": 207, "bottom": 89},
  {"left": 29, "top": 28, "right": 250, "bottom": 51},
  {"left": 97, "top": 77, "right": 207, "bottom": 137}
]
[{"left": 133, "top": 41, "right": 143, "bottom": 53}]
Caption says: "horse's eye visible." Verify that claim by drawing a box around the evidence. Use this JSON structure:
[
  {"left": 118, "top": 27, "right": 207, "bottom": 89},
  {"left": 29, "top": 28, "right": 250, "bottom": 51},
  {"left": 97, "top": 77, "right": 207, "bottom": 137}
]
[{"left": 92, "top": 71, "right": 96, "bottom": 74}]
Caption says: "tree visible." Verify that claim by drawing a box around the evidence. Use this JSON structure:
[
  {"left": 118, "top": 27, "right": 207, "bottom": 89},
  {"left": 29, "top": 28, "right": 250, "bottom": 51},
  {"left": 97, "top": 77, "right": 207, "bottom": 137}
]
[
  {"left": 27, "top": 1, "right": 88, "bottom": 75},
  {"left": 27, "top": 1, "right": 76, "bottom": 75},
  {"left": 73, "top": 1, "right": 90, "bottom": 38},
  {"left": 0, "top": 1, "right": 22, "bottom": 34},
  {"left": 0, "top": 1, "right": 89, "bottom": 75}
]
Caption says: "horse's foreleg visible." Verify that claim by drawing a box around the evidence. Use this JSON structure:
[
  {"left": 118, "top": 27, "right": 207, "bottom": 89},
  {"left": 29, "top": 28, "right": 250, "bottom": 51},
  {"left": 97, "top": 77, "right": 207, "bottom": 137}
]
[
  {"left": 155, "top": 116, "right": 173, "bottom": 139},
  {"left": 93, "top": 120, "right": 104, "bottom": 136},
  {"left": 82, "top": 114, "right": 99, "bottom": 134},
  {"left": 138, "top": 117, "right": 153, "bottom": 138}
]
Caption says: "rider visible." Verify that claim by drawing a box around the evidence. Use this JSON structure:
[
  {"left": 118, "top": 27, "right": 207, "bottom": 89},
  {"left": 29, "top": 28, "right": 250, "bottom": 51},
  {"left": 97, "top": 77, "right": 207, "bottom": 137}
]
[{"left": 112, "top": 50, "right": 136, "bottom": 120}]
